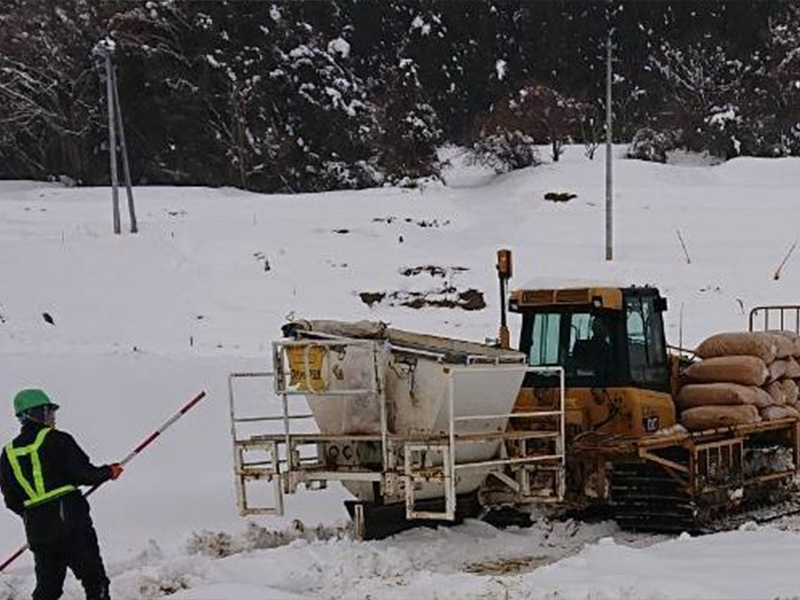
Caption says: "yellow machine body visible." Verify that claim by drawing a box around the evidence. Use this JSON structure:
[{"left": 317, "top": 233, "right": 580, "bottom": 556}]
[{"left": 515, "top": 386, "right": 676, "bottom": 439}]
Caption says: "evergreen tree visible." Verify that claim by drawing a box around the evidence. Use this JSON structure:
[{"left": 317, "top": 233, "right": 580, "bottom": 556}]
[
  {"left": 375, "top": 56, "right": 441, "bottom": 182},
  {"left": 2, "top": 0, "right": 799, "bottom": 187}
]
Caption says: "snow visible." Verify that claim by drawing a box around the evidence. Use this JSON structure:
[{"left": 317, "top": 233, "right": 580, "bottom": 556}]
[
  {"left": 708, "top": 106, "right": 740, "bottom": 127},
  {"left": 495, "top": 59, "right": 507, "bottom": 81},
  {"left": 327, "top": 38, "right": 350, "bottom": 59},
  {"left": 3, "top": 146, "right": 800, "bottom": 598},
  {"left": 410, "top": 16, "right": 431, "bottom": 36}
]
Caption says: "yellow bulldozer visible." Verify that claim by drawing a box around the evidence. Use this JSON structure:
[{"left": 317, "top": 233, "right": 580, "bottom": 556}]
[
  {"left": 228, "top": 250, "right": 800, "bottom": 538},
  {"left": 500, "top": 250, "right": 800, "bottom": 531}
]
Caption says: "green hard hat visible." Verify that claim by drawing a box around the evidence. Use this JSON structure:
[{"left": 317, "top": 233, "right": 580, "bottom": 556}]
[{"left": 13, "top": 389, "right": 59, "bottom": 416}]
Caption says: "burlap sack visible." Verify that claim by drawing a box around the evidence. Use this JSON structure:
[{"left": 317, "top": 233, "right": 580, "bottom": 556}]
[
  {"left": 771, "top": 330, "right": 800, "bottom": 358},
  {"left": 680, "top": 405, "right": 760, "bottom": 431},
  {"left": 783, "top": 378, "right": 799, "bottom": 405},
  {"left": 683, "top": 356, "right": 768, "bottom": 386},
  {"left": 760, "top": 405, "right": 800, "bottom": 421},
  {"left": 695, "top": 332, "right": 779, "bottom": 363},
  {"left": 677, "top": 383, "right": 774, "bottom": 410},
  {"left": 786, "top": 357, "right": 800, "bottom": 379},
  {"left": 768, "top": 359, "right": 789, "bottom": 382},
  {"left": 771, "top": 333, "right": 796, "bottom": 359},
  {"left": 765, "top": 381, "right": 787, "bottom": 405}
]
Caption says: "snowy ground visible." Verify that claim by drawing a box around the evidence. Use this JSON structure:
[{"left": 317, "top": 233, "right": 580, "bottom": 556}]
[{"left": 3, "top": 146, "right": 800, "bottom": 598}]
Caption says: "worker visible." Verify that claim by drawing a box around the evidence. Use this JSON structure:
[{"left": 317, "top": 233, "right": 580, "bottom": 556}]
[
  {"left": 0, "top": 389, "right": 123, "bottom": 600},
  {"left": 572, "top": 317, "right": 613, "bottom": 374},
  {"left": 590, "top": 317, "right": 612, "bottom": 351}
]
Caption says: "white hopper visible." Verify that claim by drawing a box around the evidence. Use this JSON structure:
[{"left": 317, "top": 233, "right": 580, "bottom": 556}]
[{"left": 283, "top": 320, "right": 528, "bottom": 502}]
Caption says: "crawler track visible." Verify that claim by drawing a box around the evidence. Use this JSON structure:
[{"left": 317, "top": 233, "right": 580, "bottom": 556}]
[
  {"left": 611, "top": 461, "right": 800, "bottom": 533},
  {"left": 610, "top": 462, "right": 705, "bottom": 532}
]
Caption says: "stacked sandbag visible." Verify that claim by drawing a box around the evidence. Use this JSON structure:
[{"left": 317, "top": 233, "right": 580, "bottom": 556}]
[
  {"left": 768, "top": 330, "right": 800, "bottom": 415},
  {"left": 678, "top": 331, "right": 800, "bottom": 431}
]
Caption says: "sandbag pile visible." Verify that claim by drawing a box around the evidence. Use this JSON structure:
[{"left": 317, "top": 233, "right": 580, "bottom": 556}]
[{"left": 678, "top": 331, "right": 800, "bottom": 431}]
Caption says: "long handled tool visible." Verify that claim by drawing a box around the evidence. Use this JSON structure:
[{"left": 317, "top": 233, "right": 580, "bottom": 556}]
[{"left": 0, "top": 390, "right": 207, "bottom": 574}]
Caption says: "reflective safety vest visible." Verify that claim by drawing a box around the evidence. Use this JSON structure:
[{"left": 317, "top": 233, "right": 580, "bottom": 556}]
[{"left": 4, "top": 428, "right": 76, "bottom": 508}]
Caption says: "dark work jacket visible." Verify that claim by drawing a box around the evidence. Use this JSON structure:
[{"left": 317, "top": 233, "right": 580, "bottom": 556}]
[{"left": 0, "top": 422, "right": 112, "bottom": 547}]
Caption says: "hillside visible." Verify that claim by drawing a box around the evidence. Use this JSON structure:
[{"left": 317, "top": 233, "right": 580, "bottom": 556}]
[{"left": 2, "top": 147, "right": 800, "bottom": 598}]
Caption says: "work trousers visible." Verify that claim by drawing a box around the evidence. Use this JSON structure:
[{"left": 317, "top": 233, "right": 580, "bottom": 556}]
[{"left": 30, "top": 522, "right": 110, "bottom": 600}]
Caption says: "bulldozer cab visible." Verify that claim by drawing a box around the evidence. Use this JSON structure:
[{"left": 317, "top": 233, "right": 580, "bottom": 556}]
[{"left": 510, "top": 286, "right": 670, "bottom": 393}]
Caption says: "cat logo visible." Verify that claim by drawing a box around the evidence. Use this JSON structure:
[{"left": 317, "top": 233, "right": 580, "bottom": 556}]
[{"left": 643, "top": 415, "right": 660, "bottom": 433}]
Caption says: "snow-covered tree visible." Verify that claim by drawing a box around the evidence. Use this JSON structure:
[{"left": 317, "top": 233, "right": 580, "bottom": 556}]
[
  {"left": 108, "top": 0, "right": 225, "bottom": 186},
  {"left": 375, "top": 57, "right": 441, "bottom": 183},
  {"left": 647, "top": 39, "right": 751, "bottom": 157},
  {"left": 264, "top": 6, "right": 379, "bottom": 192},
  {"left": 0, "top": 0, "right": 106, "bottom": 181},
  {"left": 759, "top": 4, "right": 800, "bottom": 156}
]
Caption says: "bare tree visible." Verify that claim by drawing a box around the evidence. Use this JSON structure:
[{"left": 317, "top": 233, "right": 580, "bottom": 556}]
[
  {"left": 647, "top": 40, "right": 749, "bottom": 155},
  {"left": 472, "top": 81, "right": 589, "bottom": 170},
  {"left": 0, "top": 1, "right": 105, "bottom": 180}
]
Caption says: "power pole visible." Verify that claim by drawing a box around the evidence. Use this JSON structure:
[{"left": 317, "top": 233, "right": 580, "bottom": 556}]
[
  {"left": 95, "top": 39, "right": 137, "bottom": 236},
  {"left": 105, "top": 52, "right": 121, "bottom": 235},
  {"left": 111, "top": 64, "right": 138, "bottom": 233},
  {"left": 604, "top": 29, "right": 614, "bottom": 262}
]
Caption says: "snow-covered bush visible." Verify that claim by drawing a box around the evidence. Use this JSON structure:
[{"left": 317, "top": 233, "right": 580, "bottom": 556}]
[
  {"left": 470, "top": 131, "right": 540, "bottom": 174},
  {"left": 470, "top": 82, "right": 586, "bottom": 172},
  {"left": 626, "top": 128, "right": 674, "bottom": 163}
]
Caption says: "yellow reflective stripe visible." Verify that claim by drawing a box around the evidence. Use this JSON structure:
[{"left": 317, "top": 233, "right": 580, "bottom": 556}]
[
  {"left": 4, "top": 442, "right": 38, "bottom": 500},
  {"left": 30, "top": 429, "right": 47, "bottom": 497},
  {"left": 5, "top": 428, "right": 76, "bottom": 508},
  {"left": 23, "top": 485, "right": 76, "bottom": 508}
]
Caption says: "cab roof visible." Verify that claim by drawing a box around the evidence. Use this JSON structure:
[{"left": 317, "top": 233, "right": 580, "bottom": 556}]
[{"left": 509, "top": 287, "right": 624, "bottom": 311}]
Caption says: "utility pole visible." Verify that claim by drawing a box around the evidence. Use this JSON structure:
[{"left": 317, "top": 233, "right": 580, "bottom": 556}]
[
  {"left": 105, "top": 52, "right": 121, "bottom": 235},
  {"left": 605, "top": 29, "right": 614, "bottom": 262},
  {"left": 111, "top": 64, "right": 138, "bottom": 233},
  {"left": 95, "top": 39, "right": 137, "bottom": 236}
]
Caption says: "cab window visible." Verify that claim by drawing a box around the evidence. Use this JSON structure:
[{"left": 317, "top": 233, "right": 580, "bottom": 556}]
[
  {"left": 626, "top": 295, "right": 668, "bottom": 388},
  {"left": 525, "top": 311, "right": 615, "bottom": 379},
  {"left": 528, "top": 313, "right": 561, "bottom": 366}
]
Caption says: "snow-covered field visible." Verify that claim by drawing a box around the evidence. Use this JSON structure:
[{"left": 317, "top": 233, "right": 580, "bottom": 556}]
[{"left": 3, "top": 146, "right": 800, "bottom": 599}]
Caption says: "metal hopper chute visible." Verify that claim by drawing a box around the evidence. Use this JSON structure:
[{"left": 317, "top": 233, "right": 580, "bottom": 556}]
[{"left": 229, "top": 319, "right": 565, "bottom": 539}]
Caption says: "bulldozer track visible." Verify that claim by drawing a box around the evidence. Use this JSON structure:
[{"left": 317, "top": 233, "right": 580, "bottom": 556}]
[{"left": 611, "top": 460, "right": 800, "bottom": 533}]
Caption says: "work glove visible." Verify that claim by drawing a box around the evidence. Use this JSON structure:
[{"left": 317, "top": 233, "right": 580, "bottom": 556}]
[{"left": 109, "top": 463, "right": 124, "bottom": 480}]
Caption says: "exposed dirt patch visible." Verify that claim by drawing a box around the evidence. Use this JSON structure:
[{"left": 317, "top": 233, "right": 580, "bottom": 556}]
[
  {"left": 401, "top": 265, "right": 469, "bottom": 278},
  {"left": 413, "top": 218, "right": 450, "bottom": 228},
  {"left": 359, "top": 292, "right": 386, "bottom": 307},
  {"left": 373, "top": 216, "right": 451, "bottom": 228},
  {"left": 362, "top": 263, "right": 481, "bottom": 310},
  {"left": 253, "top": 251, "right": 271, "bottom": 272},
  {"left": 359, "top": 288, "right": 485, "bottom": 311},
  {"left": 458, "top": 288, "right": 486, "bottom": 310},
  {"left": 464, "top": 555, "right": 557, "bottom": 575},
  {"left": 543, "top": 191, "right": 577, "bottom": 202}
]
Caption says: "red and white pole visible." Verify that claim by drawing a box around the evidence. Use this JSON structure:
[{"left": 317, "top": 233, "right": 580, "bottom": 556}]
[{"left": 0, "top": 390, "right": 207, "bottom": 574}]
